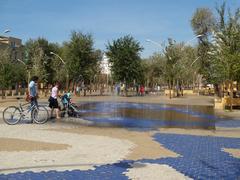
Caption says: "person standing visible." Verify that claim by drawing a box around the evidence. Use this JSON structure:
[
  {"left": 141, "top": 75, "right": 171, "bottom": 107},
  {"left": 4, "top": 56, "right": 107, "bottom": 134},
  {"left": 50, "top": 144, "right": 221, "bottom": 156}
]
[
  {"left": 28, "top": 76, "right": 39, "bottom": 107},
  {"left": 140, "top": 85, "right": 145, "bottom": 96},
  {"left": 49, "top": 82, "right": 60, "bottom": 119}
]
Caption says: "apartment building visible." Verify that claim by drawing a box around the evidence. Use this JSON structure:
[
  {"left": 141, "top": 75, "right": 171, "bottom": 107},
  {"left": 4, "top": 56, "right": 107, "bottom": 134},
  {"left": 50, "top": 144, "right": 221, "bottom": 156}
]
[{"left": 0, "top": 36, "right": 24, "bottom": 61}]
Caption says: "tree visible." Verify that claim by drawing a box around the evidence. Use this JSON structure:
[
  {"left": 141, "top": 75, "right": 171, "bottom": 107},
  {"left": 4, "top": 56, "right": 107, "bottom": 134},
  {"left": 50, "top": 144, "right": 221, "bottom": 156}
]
[
  {"left": 0, "top": 48, "right": 25, "bottom": 98},
  {"left": 191, "top": 8, "right": 215, "bottom": 37},
  {"left": 24, "top": 38, "right": 58, "bottom": 85},
  {"left": 163, "top": 39, "right": 184, "bottom": 98},
  {"left": 64, "top": 31, "right": 100, "bottom": 92},
  {"left": 179, "top": 45, "right": 199, "bottom": 89},
  {"left": 142, "top": 53, "right": 166, "bottom": 90},
  {"left": 106, "top": 35, "right": 144, "bottom": 95},
  {"left": 191, "top": 7, "right": 216, "bottom": 81},
  {"left": 208, "top": 3, "right": 240, "bottom": 110}
]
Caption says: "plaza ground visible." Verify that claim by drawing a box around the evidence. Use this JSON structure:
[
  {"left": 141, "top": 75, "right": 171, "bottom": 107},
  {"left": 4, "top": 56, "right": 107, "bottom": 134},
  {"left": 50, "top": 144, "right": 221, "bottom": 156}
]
[{"left": 0, "top": 94, "right": 239, "bottom": 179}]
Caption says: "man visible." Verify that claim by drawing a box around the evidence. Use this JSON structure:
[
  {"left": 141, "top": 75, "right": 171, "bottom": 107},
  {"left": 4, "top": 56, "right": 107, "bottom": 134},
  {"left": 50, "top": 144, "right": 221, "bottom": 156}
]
[{"left": 28, "top": 76, "right": 39, "bottom": 107}]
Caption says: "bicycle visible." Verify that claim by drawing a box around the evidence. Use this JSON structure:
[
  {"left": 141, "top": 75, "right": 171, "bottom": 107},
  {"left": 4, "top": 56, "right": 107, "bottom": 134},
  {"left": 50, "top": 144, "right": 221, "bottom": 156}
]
[{"left": 2, "top": 97, "right": 49, "bottom": 125}]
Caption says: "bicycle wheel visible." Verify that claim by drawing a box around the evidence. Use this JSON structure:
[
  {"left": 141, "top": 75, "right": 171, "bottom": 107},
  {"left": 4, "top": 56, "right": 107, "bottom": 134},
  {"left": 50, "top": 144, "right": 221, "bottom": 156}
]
[
  {"left": 32, "top": 105, "right": 49, "bottom": 124},
  {"left": 3, "top": 106, "right": 22, "bottom": 125}
]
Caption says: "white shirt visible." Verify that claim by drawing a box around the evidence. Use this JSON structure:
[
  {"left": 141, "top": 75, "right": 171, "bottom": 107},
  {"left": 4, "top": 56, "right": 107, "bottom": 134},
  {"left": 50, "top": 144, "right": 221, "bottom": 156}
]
[
  {"left": 51, "top": 86, "right": 58, "bottom": 99},
  {"left": 29, "top": 81, "right": 37, "bottom": 97}
]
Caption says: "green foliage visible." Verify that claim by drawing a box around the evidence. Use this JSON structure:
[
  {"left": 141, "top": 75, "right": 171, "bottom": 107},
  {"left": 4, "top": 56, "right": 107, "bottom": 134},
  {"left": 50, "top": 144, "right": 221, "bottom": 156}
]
[
  {"left": 65, "top": 31, "right": 100, "bottom": 84},
  {"left": 0, "top": 49, "right": 25, "bottom": 89},
  {"left": 142, "top": 53, "right": 166, "bottom": 87},
  {"left": 163, "top": 39, "right": 183, "bottom": 87},
  {"left": 191, "top": 7, "right": 215, "bottom": 37},
  {"left": 179, "top": 45, "right": 199, "bottom": 82},
  {"left": 208, "top": 3, "right": 240, "bottom": 83},
  {"left": 24, "top": 38, "right": 59, "bottom": 84},
  {"left": 191, "top": 7, "right": 216, "bottom": 82},
  {"left": 106, "top": 35, "right": 144, "bottom": 85}
]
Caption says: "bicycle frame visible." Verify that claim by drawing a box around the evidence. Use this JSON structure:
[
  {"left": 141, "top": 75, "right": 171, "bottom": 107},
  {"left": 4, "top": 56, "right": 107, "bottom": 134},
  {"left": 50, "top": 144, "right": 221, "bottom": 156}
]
[{"left": 17, "top": 100, "right": 37, "bottom": 118}]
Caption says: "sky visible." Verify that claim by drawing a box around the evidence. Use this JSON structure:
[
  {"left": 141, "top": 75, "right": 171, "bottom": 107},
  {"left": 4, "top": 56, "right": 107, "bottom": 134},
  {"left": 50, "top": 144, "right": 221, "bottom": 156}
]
[{"left": 0, "top": 0, "right": 239, "bottom": 58}]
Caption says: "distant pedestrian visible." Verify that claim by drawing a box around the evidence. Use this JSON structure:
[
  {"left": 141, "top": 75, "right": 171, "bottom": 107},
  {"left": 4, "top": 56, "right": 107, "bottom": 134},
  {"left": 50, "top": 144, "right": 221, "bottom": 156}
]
[
  {"left": 117, "top": 83, "right": 120, "bottom": 95},
  {"left": 76, "top": 85, "right": 80, "bottom": 96},
  {"left": 136, "top": 84, "right": 139, "bottom": 96},
  {"left": 120, "top": 83, "right": 125, "bottom": 96},
  {"left": 140, "top": 85, "right": 145, "bottom": 96}
]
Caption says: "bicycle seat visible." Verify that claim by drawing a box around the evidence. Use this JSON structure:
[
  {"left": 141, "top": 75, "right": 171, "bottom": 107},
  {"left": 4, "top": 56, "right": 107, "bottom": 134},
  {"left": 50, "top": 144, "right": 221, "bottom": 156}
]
[{"left": 16, "top": 97, "right": 24, "bottom": 100}]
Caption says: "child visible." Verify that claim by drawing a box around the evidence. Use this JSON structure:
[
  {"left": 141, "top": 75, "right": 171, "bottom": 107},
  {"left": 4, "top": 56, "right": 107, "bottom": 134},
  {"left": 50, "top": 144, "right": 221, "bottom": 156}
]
[
  {"left": 61, "top": 92, "right": 80, "bottom": 117},
  {"left": 61, "top": 92, "right": 71, "bottom": 110}
]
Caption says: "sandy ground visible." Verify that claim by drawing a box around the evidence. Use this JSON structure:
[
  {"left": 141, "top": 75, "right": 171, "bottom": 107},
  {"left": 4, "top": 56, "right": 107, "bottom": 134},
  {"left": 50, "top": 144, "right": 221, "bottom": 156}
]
[
  {"left": 0, "top": 94, "right": 239, "bottom": 179},
  {"left": 0, "top": 123, "right": 134, "bottom": 174},
  {"left": 223, "top": 148, "right": 240, "bottom": 158},
  {"left": 124, "top": 163, "right": 192, "bottom": 180}
]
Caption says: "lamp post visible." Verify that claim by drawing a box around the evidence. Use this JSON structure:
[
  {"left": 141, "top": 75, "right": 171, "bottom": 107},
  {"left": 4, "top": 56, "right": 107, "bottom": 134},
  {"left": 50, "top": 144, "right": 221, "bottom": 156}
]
[
  {"left": 17, "top": 59, "right": 30, "bottom": 85},
  {"left": 146, "top": 34, "right": 203, "bottom": 50},
  {"left": 3, "top": 29, "right": 10, "bottom": 34},
  {"left": 146, "top": 39, "right": 163, "bottom": 48},
  {"left": 185, "top": 34, "right": 203, "bottom": 45},
  {"left": 50, "top": 52, "right": 69, "bottom": 91},
  {"left": 50, "top": 52, "right": 66, "bottom": 65},
  {"left": 190, "top": 56, "right": 200, "bottom": 67}
]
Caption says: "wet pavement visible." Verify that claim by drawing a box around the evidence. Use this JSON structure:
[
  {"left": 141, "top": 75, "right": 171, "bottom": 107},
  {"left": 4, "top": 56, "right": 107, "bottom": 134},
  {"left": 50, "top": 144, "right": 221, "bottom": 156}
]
[{"left": 77, "top": 102, "right": 240, "bottom": 129}]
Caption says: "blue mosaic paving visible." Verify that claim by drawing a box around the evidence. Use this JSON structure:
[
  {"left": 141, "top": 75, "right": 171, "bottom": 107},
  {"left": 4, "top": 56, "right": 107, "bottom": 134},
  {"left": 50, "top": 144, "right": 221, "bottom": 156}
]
[
  {"left": 0, "top": 161, "right": 133, "bottom": 180},
  {"left": 1, "top": 133, "right": 239, "bottom": 179},
  {"left": 140, "top": 133, "right": 240, "bottom": 180}
]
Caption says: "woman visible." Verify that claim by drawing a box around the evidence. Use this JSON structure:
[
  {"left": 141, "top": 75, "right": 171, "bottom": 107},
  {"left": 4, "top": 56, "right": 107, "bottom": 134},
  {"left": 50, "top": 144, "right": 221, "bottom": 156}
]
[{"left": 49, "top": 82, "right": 60, "bottom": 119}]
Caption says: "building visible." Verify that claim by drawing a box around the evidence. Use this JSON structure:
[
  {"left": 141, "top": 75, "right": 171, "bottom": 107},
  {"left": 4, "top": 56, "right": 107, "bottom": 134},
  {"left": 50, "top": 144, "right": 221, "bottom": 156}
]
[
  {"left": 0, "top": 36, "right": 24, "bottom": 62},
  {"left": 100, "top": 53, "right": 111, "bottom": 75}
]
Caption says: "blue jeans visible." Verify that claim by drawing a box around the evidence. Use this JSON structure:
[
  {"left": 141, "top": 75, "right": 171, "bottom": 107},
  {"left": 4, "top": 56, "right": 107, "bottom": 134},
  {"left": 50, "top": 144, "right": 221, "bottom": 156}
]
[{"left": 30, "top": 97, "right": 38, "bottom": 108}]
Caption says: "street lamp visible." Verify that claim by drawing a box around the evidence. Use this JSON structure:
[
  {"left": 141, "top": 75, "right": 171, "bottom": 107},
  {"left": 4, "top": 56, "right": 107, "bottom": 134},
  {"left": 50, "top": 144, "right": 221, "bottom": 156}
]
[
  {"left": 3, "top": 29, "right": 10, "bottom": 34},
  {"left": 190, "top": 56, "right": 200, "bottom": 67},
  {"left": 146, "top": 39, "right": 163, "bottom": 48},
  {"left": 184, "top": 34, "right": 203, "bottom": 45},
  {"left": 17, "top": 59, "right": 31, "bottom": 84},
  {"left": 146, "top": 39, "right": 165, "bottom": 56},
  {"left": 146, "top": 35, "right": 203, "bottom": 49},
  {"left": 50, "top": 52, "right": 69, "bottom": 91},
  {"left": 50, "top": 52, "right": 66, "bottom": 65}
]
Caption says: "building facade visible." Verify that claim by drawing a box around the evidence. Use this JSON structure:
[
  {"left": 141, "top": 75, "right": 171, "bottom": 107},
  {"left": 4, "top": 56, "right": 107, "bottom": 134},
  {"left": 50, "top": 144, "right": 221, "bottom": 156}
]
[
  {"left": 100, "top": 53, "right": 111, "bottom": 75},
  {"left": 0, "top": 36, "right": 24, "bottom": 62}
]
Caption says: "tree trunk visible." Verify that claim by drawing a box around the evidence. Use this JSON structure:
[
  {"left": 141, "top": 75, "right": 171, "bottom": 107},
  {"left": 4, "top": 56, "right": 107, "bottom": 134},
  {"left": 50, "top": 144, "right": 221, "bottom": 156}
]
[
  {"left": 1, "top": 89, "right": 6, "bottom": 99},
  {"left": 173, "top": 79, "right": 176, "bottom": 98},
  {"left": 169, "top": 81, "right": 172, "bottom": 99},
  {"left": 125, "top": 84, "right": 128, "bottom": 97},
  {"left": 230, "top": 81, "right": 233, "bottom": 111},
  {"left": 176, "top": 79, "right": 179, "bottom": 97},
  {"left": 214, "top": 84, "right": 220, "bottom": 97}
]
